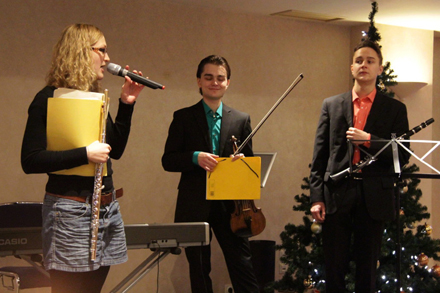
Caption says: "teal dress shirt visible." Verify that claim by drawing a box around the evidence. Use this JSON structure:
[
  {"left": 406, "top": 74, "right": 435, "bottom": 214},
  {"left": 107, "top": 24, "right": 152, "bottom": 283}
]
[{"left": 192, "top": 101, "right": 223, "bottom": 164}]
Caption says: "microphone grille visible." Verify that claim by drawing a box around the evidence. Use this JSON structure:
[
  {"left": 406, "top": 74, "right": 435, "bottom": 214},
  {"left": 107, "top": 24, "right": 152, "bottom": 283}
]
[{"left": 107, "top": 63, "right": 121, "bottom": 75}]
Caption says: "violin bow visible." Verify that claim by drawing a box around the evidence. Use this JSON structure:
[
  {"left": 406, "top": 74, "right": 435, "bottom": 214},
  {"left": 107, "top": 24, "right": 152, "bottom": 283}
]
[{"left": 233, "top": 73, "right": 304, "bottom": 155}]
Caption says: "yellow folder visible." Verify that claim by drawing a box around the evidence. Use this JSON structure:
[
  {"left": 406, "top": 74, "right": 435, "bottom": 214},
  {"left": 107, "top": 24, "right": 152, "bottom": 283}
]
[
  {"left": 206, "top": 157, "right": 261, "bottom": 200},
  {"left": 46, "top": 91, "right": 106, "bottom": 176}
]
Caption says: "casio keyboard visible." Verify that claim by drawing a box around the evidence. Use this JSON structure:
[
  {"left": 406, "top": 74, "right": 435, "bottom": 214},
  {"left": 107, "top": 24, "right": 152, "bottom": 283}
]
[
  {"left": 1, "top": 223, "right": 209, "bottom": 293},
  {"left": 0, "top": 202, "right": 209, "bottom": 293},
  {"left": 0, "top": 223, "right": 210, "bottom": 257}
]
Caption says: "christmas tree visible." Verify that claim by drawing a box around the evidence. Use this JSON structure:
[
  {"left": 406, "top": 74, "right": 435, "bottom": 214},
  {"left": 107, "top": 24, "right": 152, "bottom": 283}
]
[
  {"left": 364, "top": 1, "right": 398, "bottom": 98},
  {"left": 268, "top": 2, "right": 440, "bottom": 292},
  {"left": 268, "top": 165, "right": 440, "bottom": 292},
  {"left": 267, "top": 174, "right": 326, "bottom": 292}
]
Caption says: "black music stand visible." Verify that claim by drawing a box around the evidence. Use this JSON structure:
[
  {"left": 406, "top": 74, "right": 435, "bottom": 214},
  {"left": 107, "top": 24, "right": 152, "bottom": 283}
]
[
  {"left": 254, "top": 152, "right": 277, "bottom": 188},
  {"left": 0, "top": 202, "right": 51, "bottom": 292},
  {"left": 393, "top": 138, "right": 440, "bottom": 293},
  {"left": 251, "top": 152, "right": 277, "bottom": 292},
  {"left": 344, "top": 137, "right": 440, "bottom": 293}
]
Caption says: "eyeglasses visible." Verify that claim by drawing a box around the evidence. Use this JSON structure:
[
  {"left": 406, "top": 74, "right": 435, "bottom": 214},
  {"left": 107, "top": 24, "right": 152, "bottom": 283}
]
[{"left": 91, "top": 47, "right": 108, "bottom": 56}]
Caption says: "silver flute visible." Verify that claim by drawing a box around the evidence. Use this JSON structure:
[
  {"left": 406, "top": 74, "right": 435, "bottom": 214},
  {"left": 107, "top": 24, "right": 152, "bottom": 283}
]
[{"left": 90, "top": 89, "right": 110, "bottom": 261}]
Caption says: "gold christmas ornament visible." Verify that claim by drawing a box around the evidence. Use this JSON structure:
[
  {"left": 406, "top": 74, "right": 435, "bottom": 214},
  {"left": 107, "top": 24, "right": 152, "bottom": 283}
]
[
  {"left": 399, "top": 209, "right": 405, "bottom": 216},
  {"left": 311, "top": 221, "right": 322, "bottom": 234},
  {"left": 303, "top": 275, "right": 313, "bottom": 289},
  {"left": 418, "top": 253, "right": 429, "bottom": 266},
  {"left": 424, "top": 223, "right": 432, "bottom": 235},
  {"left": 402, "top": 185, "right": 408, "bottom": 193}
]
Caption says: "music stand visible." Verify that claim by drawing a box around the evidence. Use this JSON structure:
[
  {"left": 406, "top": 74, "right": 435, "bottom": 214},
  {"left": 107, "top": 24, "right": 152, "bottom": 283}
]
[
  {"left": 393, "top": 138, "right": 440, "bottom": 293},
  {"left": 254, "top": 152, "right": 277, "bottom": 188},
  {"left": 341, "top": 137, "right": 440, "bottom": 293}
]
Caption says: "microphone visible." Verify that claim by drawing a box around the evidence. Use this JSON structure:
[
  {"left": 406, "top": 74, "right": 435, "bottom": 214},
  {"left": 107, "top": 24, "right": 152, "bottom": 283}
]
[
  {"left": 107, "top": 63, "right": 165, "bottom": 90},
  {"left": 398, "top": 118, "right": 434, "bottom": 139}
]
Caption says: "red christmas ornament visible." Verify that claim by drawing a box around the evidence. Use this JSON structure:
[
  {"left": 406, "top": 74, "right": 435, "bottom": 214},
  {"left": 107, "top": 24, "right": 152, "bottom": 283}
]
[
  {"left": 418, "top": 253, "right": 429, "bottom": 266},
  {"left": 432, "top": 264, "right": 440, "bottom": 278}
]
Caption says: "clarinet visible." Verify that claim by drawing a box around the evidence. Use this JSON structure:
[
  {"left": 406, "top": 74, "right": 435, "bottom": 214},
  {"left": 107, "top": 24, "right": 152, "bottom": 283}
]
[
  {"left": 90, "top": 89, "right": 110, "bottom": 261},
  {"left": 329, "top": 118, "right": 434, "bottom": 183}
]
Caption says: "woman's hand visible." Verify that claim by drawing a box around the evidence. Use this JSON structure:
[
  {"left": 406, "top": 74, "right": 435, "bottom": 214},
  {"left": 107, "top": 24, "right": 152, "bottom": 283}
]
[
  {"left": 86, "top": 140, "right": 111, "bottom": 163},
  {"left": 120, "top": 65, "right": 145, "bottom": 104}
]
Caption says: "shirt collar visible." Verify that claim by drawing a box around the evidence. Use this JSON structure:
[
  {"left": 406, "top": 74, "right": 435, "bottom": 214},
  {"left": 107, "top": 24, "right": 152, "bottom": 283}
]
[
  {"left": 352, "top": 88, "right": 377, "bottom": 103},
  {"left": 202, "top": 100, "right": 223, "bottom": 117}
]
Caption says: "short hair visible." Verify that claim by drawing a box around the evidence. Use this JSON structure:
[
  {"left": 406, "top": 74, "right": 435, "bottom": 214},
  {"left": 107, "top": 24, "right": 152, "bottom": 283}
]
[
  {"left": 353, "top": 39, "right": 383, "bottom": 65},
  {"left": 196, "top": 55, "right": 231, "bottom": 79},
  {"left": 46, "top": 24, "right": 104, "bottom": 92}
]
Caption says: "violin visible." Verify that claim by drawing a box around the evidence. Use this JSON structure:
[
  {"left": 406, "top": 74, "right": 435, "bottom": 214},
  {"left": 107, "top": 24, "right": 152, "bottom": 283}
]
[
  {"left": 227, "top": 74, "right": 304, "bottom": 238},
  {"left": 230, "top": 136, "right": 266, "bottom": 237},
  {"left": 231, "top": 200, "right": 266, "bottom": 237}
]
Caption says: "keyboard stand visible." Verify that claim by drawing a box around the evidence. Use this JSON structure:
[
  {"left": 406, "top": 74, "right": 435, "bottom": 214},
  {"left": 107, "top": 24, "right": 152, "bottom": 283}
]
[{"left": 109, "top": 247, "right": 181, "bottom": 293}]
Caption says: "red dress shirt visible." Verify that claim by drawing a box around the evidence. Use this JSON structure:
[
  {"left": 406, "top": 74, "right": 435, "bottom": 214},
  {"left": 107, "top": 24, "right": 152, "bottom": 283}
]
[{"left": 352, "top": 88, "right": 376, "bottom": 164}]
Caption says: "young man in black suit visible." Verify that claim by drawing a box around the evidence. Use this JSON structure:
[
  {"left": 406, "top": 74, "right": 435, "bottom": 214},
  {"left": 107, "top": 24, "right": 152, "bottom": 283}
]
[
  {"left": 309, "top": 40, "right": 410, "bottom": 293},
  {"left": 162, "top": 55, "right": 259, "bottom": 293}
]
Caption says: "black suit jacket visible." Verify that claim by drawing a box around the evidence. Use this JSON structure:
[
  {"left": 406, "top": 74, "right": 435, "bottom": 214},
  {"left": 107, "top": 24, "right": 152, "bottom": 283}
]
[
  {"left": 162, "top": 100, "right": 253, "bottom": 222},
  {"left": 310, "top": 91, "right": 409, "bottom": 221}
]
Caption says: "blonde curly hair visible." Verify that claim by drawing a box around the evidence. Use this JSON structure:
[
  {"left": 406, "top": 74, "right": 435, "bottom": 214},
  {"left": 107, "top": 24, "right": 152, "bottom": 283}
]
[{"left": 46, "top": 24, "right": 104, "bottom": 92}]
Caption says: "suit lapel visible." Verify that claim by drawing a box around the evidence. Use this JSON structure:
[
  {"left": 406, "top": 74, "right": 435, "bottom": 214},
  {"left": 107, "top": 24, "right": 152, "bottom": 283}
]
[
  {"left": 340, "top": 92, "right": 353, "bottom": 127},
  {"left": 364, "top": 93, "right": 386, "bottom": 132},
  {"left": 192, "top": 100, "right": 212, "bottom": 152},
  {"left": 219, "top": 104, "right": 232, "bottom": 156}
]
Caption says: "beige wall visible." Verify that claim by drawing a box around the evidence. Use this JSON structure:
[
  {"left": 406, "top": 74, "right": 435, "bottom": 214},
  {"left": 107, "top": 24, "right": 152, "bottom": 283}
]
[{"left": 0, "top": 1, "right": 437, "bottom": 292}]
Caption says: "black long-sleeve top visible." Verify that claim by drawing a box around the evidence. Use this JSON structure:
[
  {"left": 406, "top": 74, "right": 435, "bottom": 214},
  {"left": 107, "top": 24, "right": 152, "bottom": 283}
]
[{"left": 21, "top": 86, "right": 134, "bottom": 197}]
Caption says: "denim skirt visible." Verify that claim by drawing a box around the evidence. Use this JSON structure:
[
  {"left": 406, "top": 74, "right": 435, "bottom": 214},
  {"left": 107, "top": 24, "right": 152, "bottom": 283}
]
[{"left": 42, "top": 194, "right": 128, "bottom": 272}]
